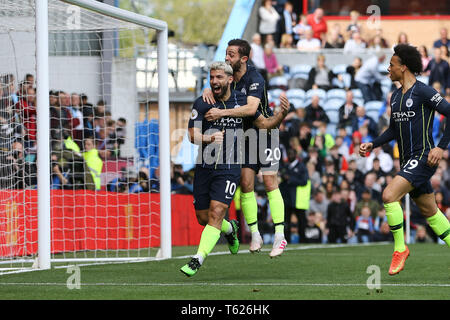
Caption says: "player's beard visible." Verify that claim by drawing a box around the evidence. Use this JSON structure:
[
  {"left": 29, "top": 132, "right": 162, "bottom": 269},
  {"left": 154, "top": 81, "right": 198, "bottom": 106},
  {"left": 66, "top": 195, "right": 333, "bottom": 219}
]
[{"left": 228, "top": 60, "right": 241, "bottom": 73}]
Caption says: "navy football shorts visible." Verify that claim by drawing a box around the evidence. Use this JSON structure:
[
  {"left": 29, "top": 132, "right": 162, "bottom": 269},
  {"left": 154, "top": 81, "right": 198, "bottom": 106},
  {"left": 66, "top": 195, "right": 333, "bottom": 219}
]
[
  {"left": 397, "top": 156, "right": 437, "bottom": 198},
  {"left": 242, "top": 128, "right": 280, "bottom": 173},
  {"left": 193, "top": 166, "right": 241, "bottom": 211}
]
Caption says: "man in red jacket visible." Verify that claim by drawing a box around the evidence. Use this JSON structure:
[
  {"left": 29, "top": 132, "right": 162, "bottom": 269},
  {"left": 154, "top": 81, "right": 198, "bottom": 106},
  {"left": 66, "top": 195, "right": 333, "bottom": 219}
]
[{"left": 307, "top": 7, "right": 328, "bottom": 43}]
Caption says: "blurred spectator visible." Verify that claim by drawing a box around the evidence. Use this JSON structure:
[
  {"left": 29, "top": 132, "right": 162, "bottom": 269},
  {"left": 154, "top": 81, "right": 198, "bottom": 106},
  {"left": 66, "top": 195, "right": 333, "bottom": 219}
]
[
  {"left": 338, "top": 90, "right": 357, "bottom": 128},
  {"left": 293, "top": 14, "right": 311, "bottom": 43},
  {"left": 263, "top": 42, "right": 284, "bottom": 79},
  {"left": 279, "top": 33, "right": 294, "bottom": 48},
  {"left": 258, "top": 0, "right": 280, "bottom": 45},
  {"left": 308, "top": 186, "right": 329, "bottom": 218},
  {"left": 436, "top": 191, "right": 448, "bottom": 213},
  {"left": 324, "top": 24, "right": 345, "bottom": 49},
  {"left": 16, "top": 86, "right": 37, "bottom": 151},
  {"left": 24, "top": 74, "right": 34, "bottom": 89},
  {"left": 326, "top": 188, "right": 354, "bottom": 243},
  {"left": 343, "top": 31, "right": 366, "bottom": 55},
  {"left": 433, "top": 27, "right": 450, "bottom": 49},
  {"left": 430, "top": 174, "right": 450, "bottom": 207},
  {"left": 69, "top": 93, "right": 84, "bottom": 148},
  {"left": 311, "top": 122, "right": 335, "bottom": 151},
  {"left": 296, "top": 28, "right": 321, "bottom": 51},
  {"left": 306, "top": 54, "right": 338, "bottom": 91},
  {"left": 304, "top": 95, "right": 329, "bottom": 129},
  {"left": 346, "top": 57, "right": 362, "bottom": 89},
  {"left": 396, "top": 32, "right": 409, "bottom": 46},
  {"left": 307, "top": 161, "right": 321, "bottom": 191},
  {"left": 419, "top": 45, "right": 432, "bottom": 75},
  {"left": 362, "top": 172, "right": 382, "bottom": 203},
  {"left": 306, "top": 7, "right": 327, "bottom": 43},
  {"left": 250, "top": 33, "right": 266, "bottom": 72},
  {"left": 352, "top": 106, "right": 378, "bottom": 138},
  {"left": 115, "top": 117, "right": 127, "bottom": 157},
  {"left": 278, "top": 1, "right": 296, "bottom": 45},
  {"left": 346, "top": 10, "right": 362, "bottom": 39},
  {"left": 367, "top": 28, "right": 389, "bottom": 49},
  {"left": 4, "top": 141, "right": 36, "bottom": 189},
  {"left": 354, "top": 206, "right": 374, "bottom": 243},
  {"left": 354, "top": 188, "right": 382, "bottom": 219},
  {"left": 424, "top": 47, "right": 449, "bottom": 95},
  {"left": 82, "top": 137, "right": 103, "bottom": 190},
  {"left": 373, "top": 208, "right": 392, "bottom": 242},
  {"left": 302, "top": 211, "right": 323, "bottom": 243},
  {"left": 298, "top": 122, "right": 313, "bottom": 151},
  {"left": 440, "top": 45, "right": 450, "bottom": 64},
  {"left": 171, "top": 163, "right": 193, "bottom": 194},
  {"left": 415, "top": 225, "right": 433, "bottom": 243},
  {"left": 365, "top": 146, "right": 393, "bottom": 174},
  {"left": 354, "top": 53, "right": 386, "bottom": 102},
  {"left": 279, "top": 148, "right": 309, "bottom": 243}
]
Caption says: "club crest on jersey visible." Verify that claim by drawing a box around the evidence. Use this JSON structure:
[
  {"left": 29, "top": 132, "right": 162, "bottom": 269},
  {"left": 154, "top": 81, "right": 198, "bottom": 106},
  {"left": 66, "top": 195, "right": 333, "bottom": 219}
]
[
  {"left": 406, "top": 98, "right": 413, "bottom": 108},
  {"left": 241, "top": 88, "right": 247, "bottom": 95},
  {"left": 190, "top": 109, "right": 198, "bottom": 120}
]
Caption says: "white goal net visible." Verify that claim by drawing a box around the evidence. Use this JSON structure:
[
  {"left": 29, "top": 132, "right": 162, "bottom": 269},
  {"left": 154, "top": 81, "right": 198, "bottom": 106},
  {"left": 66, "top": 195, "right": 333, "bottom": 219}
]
[{"left": 0, "top": 0, "right": 171, "bottom": 272}]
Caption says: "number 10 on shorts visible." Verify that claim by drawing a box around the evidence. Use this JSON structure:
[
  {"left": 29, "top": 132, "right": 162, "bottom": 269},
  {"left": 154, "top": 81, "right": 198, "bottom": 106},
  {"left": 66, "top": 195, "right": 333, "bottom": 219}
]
[{"left": 225, "top": 180, "right": 237, "bottom": 198}]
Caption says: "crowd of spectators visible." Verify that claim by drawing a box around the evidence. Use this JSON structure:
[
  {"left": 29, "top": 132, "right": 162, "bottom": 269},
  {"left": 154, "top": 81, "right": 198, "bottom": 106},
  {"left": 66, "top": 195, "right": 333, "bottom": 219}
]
[
  {"left": 241, "top": 10, "right": 450, "bottom": 245},
  {"left": 0, "top": 73, "right": 141, "bottom": 192}
]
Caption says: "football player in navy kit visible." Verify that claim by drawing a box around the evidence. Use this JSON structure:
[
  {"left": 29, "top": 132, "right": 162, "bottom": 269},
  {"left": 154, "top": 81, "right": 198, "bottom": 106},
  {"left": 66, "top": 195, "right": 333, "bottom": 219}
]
[
  {"left": 360, "top": 44, "right": 450, "bottom": 275},
  {"left": 181, "top": 62, "right": 289, "bottom": 277},
  {"left": 203, "top": 39, "right": 288, "bottom": 258}
]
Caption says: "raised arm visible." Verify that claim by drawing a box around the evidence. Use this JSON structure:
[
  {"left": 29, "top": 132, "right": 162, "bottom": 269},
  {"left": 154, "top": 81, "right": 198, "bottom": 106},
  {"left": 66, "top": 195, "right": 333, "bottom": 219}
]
[{"left": 253, "top": 93, "right": 290, "bottom": 129}]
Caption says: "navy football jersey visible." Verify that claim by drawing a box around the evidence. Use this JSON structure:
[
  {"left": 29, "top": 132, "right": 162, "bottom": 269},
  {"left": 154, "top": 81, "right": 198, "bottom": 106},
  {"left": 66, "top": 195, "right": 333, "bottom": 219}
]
[
  {"left": 188, "top": 89, "right": 259, "bottom": 169},
  {"left": 233, "top": 63, "right": 273, "bottom": 131},
  {"left": 372, "top": 80, "right": 450, "bottom": 166}
]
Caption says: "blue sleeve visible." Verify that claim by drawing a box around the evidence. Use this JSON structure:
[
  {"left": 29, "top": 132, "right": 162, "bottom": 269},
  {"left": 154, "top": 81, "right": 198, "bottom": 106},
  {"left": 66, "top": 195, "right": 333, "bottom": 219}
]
[{"left": 422, "top": 85, "right": 450, "bottom": 149}]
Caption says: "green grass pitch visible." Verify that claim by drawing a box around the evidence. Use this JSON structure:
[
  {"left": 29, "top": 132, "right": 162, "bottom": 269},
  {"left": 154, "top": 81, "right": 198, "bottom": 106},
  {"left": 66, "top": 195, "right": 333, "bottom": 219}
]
[{"left": 0, "top": 243, "right": 449, "bottom": 300}]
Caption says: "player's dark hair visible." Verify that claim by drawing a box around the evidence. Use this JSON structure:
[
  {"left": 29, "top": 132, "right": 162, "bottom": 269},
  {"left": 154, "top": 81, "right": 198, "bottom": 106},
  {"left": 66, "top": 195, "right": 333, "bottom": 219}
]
[
  {"left": 227, "top": 39, "right": 251, "bottom": 58},
  {"left": 393, "top": 44, "right": 423, "bottom": 75}
]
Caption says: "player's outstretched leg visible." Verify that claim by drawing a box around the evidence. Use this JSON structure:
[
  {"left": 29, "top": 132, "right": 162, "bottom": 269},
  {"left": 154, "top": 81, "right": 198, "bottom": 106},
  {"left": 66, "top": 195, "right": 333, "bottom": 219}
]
[
  {"left": 241, "top": 191, "right": 263, "bottom": 253},
  {"left": 223, "top": 219, "right": 240, "bottom": 254},
  {"left": 384, "top": 202, "right": 409, "bottom": 275},
  {"left": 180, "top": 224, "right": 220, "bottom": 277},
  {"left": 267, "top": 188, "right": 287, "bottom": 258}
]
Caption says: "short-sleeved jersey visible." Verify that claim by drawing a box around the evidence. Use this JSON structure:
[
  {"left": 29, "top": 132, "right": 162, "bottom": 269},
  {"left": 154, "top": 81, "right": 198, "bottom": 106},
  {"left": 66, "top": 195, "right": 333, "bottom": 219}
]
[
  {"left": 233, "top": 63, "right": 273, "bottom": 131},
  {"left": 388, "top": 80, "right": 450, "bottom": 165},
  {"left": 188, "top": 89, "right": 259, "bottom": 169}
]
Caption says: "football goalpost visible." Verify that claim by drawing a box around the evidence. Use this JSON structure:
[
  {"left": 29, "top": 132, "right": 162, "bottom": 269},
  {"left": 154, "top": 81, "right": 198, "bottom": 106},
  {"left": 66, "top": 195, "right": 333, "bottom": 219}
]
[{"left": 0, "top": 0, "right": 171, "bottom": 272}]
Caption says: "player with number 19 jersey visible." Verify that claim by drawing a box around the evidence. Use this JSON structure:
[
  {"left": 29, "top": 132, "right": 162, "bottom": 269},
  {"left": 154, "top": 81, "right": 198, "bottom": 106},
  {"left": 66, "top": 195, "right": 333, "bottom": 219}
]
[{"left": 371, "top": 80, "right": 450, "bottom": 197}]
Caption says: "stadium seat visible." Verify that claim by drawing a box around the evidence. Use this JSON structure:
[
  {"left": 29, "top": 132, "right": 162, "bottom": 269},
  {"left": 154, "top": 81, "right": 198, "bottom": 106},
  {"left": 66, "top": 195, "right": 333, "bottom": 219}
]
[
  {"left": 305, "top": 88, "right": 327, "bottom": 101},
  {"left": 366, "top": 109, "right": 379, "bottom": 121},
  {"left": 268, "top": 76, "right": 288, "bottom": 89},
  {"left": 289, "top": 98, "right": 304, "bottom": 109},
  {"left": 326, "top": 110, "right": 339, "bottom": 124},
  {"left": 364, "top": 100, "right": 384, "bottom": 112},
  {"left": 326, "top": 123, "right": 337, "bottom": 136},
  {"left": 286, "top": 88, "right": 305, "bottom": 100},
  {"left": 290, "top": 64, "right": 312, "bottom": 77},
  {"left": 351, "top": 88, "right": 363, "bottom": 98},
  {"left": 332, "top": 64, "right": 348, "bottom": 75},
  {"left": 323, "top": 98, "right": 343, "bottom": 111},
  {"left": 268, "top": 88, "right": 284, "bottom": 100},
  {"left": 378, "top": 63, "right": 389, "bottom": 75},
  {"left": 326, "top": 88, "right": 346, "bottom": 101}
]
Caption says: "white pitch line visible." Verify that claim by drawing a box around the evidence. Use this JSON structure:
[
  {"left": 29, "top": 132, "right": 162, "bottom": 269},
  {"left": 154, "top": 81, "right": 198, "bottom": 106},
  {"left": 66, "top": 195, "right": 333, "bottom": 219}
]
[{"left": 0, "top": 282, "right": 449, "bottom": 288}]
